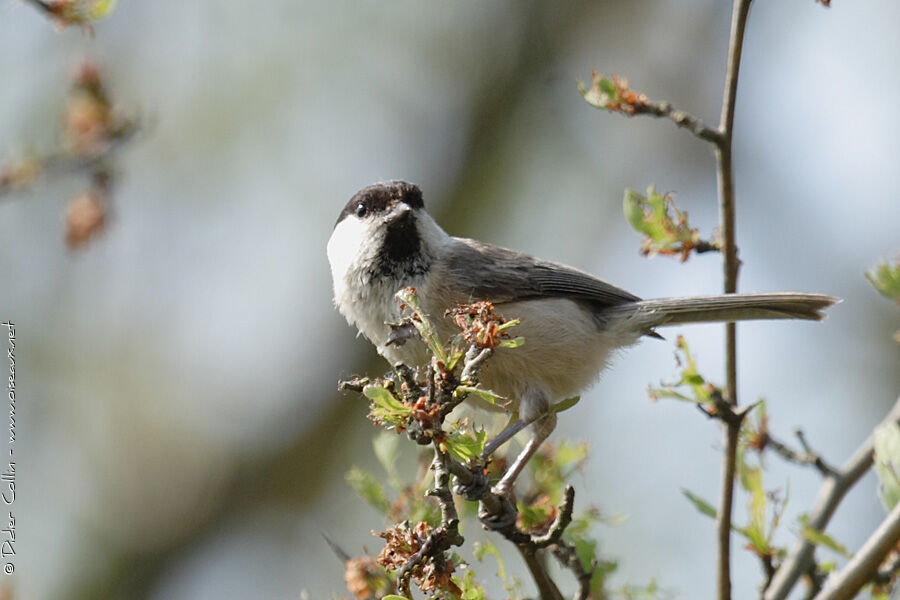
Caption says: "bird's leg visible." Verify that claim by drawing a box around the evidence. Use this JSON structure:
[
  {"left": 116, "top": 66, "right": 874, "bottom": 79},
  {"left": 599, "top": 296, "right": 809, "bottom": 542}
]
[
  {"left": 491, "top": 387, "right": 557, "bottom": 497},
  {"left": 481, "top": 415, "right": 528, "bottom": 459},
  {"left": 492, "top": 414, "right": 556, "bottom": 497}
]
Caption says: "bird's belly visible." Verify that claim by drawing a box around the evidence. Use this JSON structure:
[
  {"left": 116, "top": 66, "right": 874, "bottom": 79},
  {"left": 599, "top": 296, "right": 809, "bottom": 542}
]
[{"left": 470, "top": 298, "right": 640, "bottom": 405}]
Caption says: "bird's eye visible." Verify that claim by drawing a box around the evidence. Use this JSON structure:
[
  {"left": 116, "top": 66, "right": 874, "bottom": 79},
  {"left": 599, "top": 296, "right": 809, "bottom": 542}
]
[{"left": 355, "top": 203, "right": 367, "bottom": 218}]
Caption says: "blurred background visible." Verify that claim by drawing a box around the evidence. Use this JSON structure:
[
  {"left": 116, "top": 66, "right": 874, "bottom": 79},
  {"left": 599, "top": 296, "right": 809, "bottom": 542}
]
[{"left": 1, "top": 1, "right": 898, "bottom": 598}]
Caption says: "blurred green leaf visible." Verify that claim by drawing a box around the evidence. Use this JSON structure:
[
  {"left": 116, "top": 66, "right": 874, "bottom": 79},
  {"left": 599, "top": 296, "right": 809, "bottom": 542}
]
[
  {"left": 649, "top": 336, "right": 718, "bottom": 407},
  {"left": 52, "top": 0, "right": 117, "bottom": 25},
  {"left": 498, "top": 336, "right": 525, "bottom": 349},
  {"left": 682, "top": 489, "right": 717, "bottom": 520},
  {"left": 473, "top": 541, "right": 520, "bottom": 597},
  {"left": 579, "top": 71, "right": 646, "bottom": 114},
  {"left": 496, "top": 318, "right": 521, "bottom": 332},
  {"left": 346, "top": 467, "right": 390, "bottom": 515},
  {"left": 87, "top": 0, "right": 116, "bottom": 19},
  {"left": 395, "top": 287, "right": 447, "bottom": 364},
  {"left": 874, "top": 422, "right": 900, "bottom": 510},
  {"left": 866, "top": 259, "right": 900, "bottom": 304},
  {"left": 454, "top": 570, "right": 486, "bottom": 600},
  {"left": 373, "top": 431, "right": 403, "bottom": 488},
  {"left": 574, "top": 537, "right": 598, "bottom": 572},
  {"left": 591, "top": 558, "right": 619, "bottom": 595},
  {"left": 798, "top": 515, "right": 852, "bottom": 559},
  {"left": 529, "top": 441, "right": 588, "bottom": 504},
  {"left": 550, "top": 395, "right": 580, "bottom": 414},
  {"left": 517, "top": 497, "right": 555, "bottom": 532},
  {"left": 623, "top": 187, "right": 711, "bottom": 261}
]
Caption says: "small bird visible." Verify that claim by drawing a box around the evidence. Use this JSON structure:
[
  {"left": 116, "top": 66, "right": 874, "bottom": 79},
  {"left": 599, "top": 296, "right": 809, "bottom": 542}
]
[{"left": 327, "top": 181, "right": 837, "bottom": 495}]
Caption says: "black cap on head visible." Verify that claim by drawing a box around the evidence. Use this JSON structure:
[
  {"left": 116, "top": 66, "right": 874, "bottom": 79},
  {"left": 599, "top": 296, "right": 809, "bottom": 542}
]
[{"left": 336, "top": 181, "right": 424, "bottom": 226}]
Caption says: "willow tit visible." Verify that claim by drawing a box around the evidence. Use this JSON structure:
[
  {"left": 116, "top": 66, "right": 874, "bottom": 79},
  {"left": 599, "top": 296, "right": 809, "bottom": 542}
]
[{"left": 327, "top": 181, "right": 837, "bottom": 494}]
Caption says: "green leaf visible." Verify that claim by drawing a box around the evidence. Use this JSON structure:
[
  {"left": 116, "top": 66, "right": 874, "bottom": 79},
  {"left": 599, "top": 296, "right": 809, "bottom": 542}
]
[
  {"left": 372, "top": 431, "right": 402, "bottom": 488},
  {"left": 580, "top": 73, "right": 614, "bottom": 109},
  {"left": 382, "top": 596, "right": 409, "bottom": 600},
  {"left": 798, "top": 516, "right": 852, "bottom": 559},
  {"left": 574, "top": 537, "right": 598, "bottom": 572},
  {"left": 345, "top": 467, "right": 390, "bottom": 514},
  {"left": 454, "top": 570, "right": 486, "bottom": 600},
  {"left": 866, "top": 259, "right": 900, "bottom": 304},
  {"left": 498, "top": 336, "right": 525, "bottom": 349},
  {"left": 395, "top": 288, "right": 447, "bottom": 363},
  {"left": 874, "top": 422, "right": 900, "bottom": 510},
  {"left": 550, "top": 395, "right": 581, "bottom": 414},
  {"left": 86, "top": 0, "right": 116, "bottom": 19},
  {"left": 649, "top": 336, "right": 719, "bottom": 407},
  {"left": 623, "top": 187, "right": 707, "bottom": 261},
  {"left": 454, "top": 385, "right": 508, "bottom": 406},
  {"left": 444, "top": 429, "right": 487, "bottom": 464},
  {"left": 496, "top": 318, "right": 521, "bottom": 332},
  {"left": 473, "top": 541, "right": 519, "bottom": 597},
  {"left": 364, "top": 384, "right": 411, "bottom": 425},
  {"left": 682, "top": 489, "right": 717, "bottom": 519}
]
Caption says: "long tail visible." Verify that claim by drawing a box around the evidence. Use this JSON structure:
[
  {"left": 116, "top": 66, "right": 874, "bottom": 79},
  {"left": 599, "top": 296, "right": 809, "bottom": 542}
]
[{"left": 606, "top": 292, "right": 839, "bottom": 332}]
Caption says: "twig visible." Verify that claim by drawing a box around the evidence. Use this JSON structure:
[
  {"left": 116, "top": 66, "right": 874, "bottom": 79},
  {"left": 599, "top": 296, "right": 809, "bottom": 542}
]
[
  {"left": 764, "top": 431, "right": 838, "bottom": 477},
  {"left": 534, "top": 485, "right": 576, "bottom": 548},
  {"left": 811, "top": 502, "right": 900, "bottom": 600},
  {"left": 519, "top": 547, "right": 565, "bottom": 600},
  {"left": 872, "top": 550, "right": 900, "bottom": 586},
  {"left": 628, "top": 100, "right": 723, "bottom": 145},
  {"left": 763, "top": 394, "right": 900, "bottom": 600},
  {"left": 396, "top": 449, "right": 464, "bottom": 597},
  {"left": 552, "top": 543, "right": 593, "bottom": 600},
  {"left": 21, "top": 0, "right": 54, "bottom": 15},
  {"left": 713, "top": 2, "right": 753, "bottom": 600}
]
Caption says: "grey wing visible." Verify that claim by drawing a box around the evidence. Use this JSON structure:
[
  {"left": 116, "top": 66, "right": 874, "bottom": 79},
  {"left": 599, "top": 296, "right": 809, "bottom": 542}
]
[{"left": 437, "top": 238, "right": 641, "bottom": 309}]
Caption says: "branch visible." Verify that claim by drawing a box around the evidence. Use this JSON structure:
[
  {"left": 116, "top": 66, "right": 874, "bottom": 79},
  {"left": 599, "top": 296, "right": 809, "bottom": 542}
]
[
  {"left": 714, "top": 2, "right": 753, "bottom": 600},
  {"left": 763, "top": 394, "right": 900, "bottom": 600},
  {"left": 21, "top": 0, "right": 54, "bottom": 15},
  {"left": 626, "top": 99, "right": 723, "bottom": 144},
  {"left": 580, "top": 73, "right": 722, "bottom": 145},
  {"left": 395, "top": 449, "right": 464, "bottom": 597},
  {"left": 552, "top": 542, "right": 593, "bottom": 600},
  {"left": 763, "top": 430, "right": 839, "bottom": 478},
  {"left": 811, "top": 502, "right": 900, "bottom": 600}
]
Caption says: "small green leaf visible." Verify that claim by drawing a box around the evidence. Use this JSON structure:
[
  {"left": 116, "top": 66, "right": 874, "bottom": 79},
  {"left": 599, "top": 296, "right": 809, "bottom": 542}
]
[
  {"left": 496, "top": 318, "right": 521, "bottom": 332},
  {"left": 382, "top": 596, "right": 409, "bottom": 600},
  {"left": 682, "top": 489, "right": 717, "bottom": 519},
  {"left": 623, "top": 187, "right": 709, "bottom": 261},
  {"left": 364, "top": 384, "right": 411, "bottom": 425},
  {"left": 798, "top": 516, "right": 852, "bottom": 559},
  {"left": 345, "top": 467, "right": 390, "bottom": 514},
  {"left": 874, "top": 422, "right": 900, "bottom": 510},
  {"left": 86, "top": 0, "right": 116, "bottom": 19},
  {"left": 454, "top": 570, "right": 486, "bottom": 600},
  {"left": 444, "top": 429, "right": 487, "bottom": 463},
  {"left": 866, "top": 259, "right": 900, "bottom": 304},
  {"left": 473, "top": 541, "right": 519, "bottom": 597},
  {"left": 395, "top": 287, "right": 447, "bottom": 363},
  {"left": 372, "top": 431, "right": 402, "bottom": 487},
  {"left": 498, "top": 336, "right": 525, "bottom": 349},
  {"left": 551, "top": 395, "right": 581, "bottom": 414},
  {"left": 454, "top": 385, "right": 508, "bottom": 406},
  {"left": 574, "top": 537, "right": 598, "bottom": 572}
]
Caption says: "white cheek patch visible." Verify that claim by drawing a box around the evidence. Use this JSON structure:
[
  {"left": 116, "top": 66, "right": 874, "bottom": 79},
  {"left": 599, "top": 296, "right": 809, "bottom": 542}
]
[{"left": 327, "top": 216, "right": 368, "bottom": 289}]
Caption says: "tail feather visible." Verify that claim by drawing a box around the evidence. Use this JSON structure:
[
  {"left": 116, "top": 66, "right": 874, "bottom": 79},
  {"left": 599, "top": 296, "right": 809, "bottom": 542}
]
[{"left": 607, "top": 292, "right": 839, "bottom": 332}]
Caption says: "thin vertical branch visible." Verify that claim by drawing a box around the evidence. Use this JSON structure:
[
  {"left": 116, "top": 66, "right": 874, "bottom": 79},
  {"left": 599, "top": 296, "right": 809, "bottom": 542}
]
[{"left": 714, "top": 2, "right": 753, "bottom": 600}]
